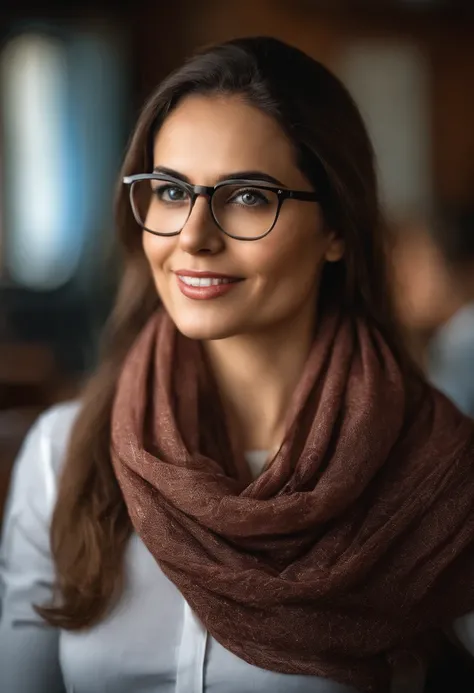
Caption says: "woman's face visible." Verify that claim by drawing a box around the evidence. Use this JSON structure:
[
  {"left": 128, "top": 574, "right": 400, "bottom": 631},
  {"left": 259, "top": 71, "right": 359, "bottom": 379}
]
[{"left": 143, "top": 94, "right": 343, "bottom": 341}]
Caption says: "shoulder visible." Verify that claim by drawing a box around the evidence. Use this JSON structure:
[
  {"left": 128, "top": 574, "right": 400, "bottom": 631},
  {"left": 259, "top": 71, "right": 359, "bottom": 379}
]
[
  {"left": 427, "top": 305, "right": 474, "bottom": 415},
  {"left": 5, "top": 401, "right": 82, "bottom": 516},
  {"left": 32, "top": 400, "right": 82, "bottom": 471},
  {"left": 430, "top": 305, "right": 474, "bottom": 364}
]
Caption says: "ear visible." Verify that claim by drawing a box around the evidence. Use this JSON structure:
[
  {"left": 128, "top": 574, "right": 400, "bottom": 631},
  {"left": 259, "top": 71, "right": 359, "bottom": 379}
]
[{"left": 324, "top": 233, "right": 345, "bottom": 263}]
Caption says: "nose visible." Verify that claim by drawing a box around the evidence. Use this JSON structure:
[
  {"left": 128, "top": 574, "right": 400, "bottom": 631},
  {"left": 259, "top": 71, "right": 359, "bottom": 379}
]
[{"left": 178, "top": 195, "right": 225, "bottom": 255}]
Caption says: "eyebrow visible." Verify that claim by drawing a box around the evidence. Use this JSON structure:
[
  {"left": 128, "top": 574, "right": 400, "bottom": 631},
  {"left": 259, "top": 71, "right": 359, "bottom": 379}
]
[{"left": 152, "top": 166, "right": 287, "bottom": 187}]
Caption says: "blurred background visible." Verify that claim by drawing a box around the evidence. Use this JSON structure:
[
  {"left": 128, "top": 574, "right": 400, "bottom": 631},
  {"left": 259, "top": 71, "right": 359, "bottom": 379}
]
[{"left": 1, "top": 0, "right": 474, "bottom": 516}]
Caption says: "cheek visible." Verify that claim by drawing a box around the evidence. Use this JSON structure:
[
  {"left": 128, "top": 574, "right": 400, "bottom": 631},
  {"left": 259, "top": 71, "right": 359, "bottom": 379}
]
[
  {"left": 142, "top": 233, "right": 175, "bottom": 277},
  {"left": 256, "top": 218, "right": 326, "bottom": 290}
]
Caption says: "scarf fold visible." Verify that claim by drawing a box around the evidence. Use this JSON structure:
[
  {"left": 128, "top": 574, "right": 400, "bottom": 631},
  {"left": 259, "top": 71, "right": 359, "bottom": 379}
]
[{"left": 111, "top": 309, "right": 474, "bottom": 692}]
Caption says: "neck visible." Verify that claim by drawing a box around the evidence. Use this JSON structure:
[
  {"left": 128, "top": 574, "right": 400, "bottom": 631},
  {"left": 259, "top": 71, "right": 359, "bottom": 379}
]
[{"left": 203, "top": 310, "right": 316, "bottom": 454}]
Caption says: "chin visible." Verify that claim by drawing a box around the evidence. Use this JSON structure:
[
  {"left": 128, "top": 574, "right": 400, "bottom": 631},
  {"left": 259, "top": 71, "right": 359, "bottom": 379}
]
[{"left": 171, "top": 312, "right": 243, "bottom": 342}]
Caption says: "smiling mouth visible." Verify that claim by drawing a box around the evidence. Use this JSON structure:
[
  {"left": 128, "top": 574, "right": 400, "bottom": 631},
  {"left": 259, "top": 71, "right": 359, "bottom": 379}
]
[
  {"left": 175, "top": 273, "right": 243, "bottom": 300},
  {"left": 177, "top": 275, "right": 240, "bottom": 287}
]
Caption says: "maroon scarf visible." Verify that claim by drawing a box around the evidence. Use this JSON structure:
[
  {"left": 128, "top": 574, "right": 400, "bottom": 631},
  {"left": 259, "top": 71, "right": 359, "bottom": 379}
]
[{"left": 111, "top": 309, "right": 474, "bottom": 692}]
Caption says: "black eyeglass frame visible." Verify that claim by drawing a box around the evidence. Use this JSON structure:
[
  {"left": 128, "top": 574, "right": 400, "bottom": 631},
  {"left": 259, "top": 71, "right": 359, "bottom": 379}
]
[{"left": 123, "top": 173, "right": 320, "bottom": 241}]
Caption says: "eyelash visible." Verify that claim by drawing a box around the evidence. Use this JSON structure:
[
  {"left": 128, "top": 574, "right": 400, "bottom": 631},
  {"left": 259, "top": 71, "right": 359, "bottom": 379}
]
[
  {"left": 228, "top": 188, "right": 269, "bottom": 205},
  {"left": 151, "top": 182, "right": 272, "bottom": 206},
  {"left": 153, "top": 185, "right": 188, "bottom": 201}
]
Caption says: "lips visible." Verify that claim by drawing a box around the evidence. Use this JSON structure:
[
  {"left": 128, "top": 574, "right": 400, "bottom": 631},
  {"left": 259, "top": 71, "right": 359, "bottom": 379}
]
[
  {"left": 178, "top": 276, "right": 237, "bottom": 287},
  {"left": 174, "top": 270, "right": 243, "bottom": 300}
]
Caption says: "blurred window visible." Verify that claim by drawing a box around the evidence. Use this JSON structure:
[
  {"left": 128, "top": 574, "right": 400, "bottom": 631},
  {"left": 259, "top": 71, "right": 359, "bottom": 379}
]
[{"left": 0, "top": 25, "right": 128, "bottom": 290}]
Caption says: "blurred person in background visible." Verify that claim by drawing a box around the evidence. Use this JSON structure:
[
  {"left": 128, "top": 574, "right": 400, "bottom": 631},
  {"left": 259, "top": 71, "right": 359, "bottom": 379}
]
[
  {"left": 389, "top": 218, "right": 451, "bottom": 366},
  {"left": 2, "top": 36, "right": 474, "bottom": 693},
  {"left": 391, "top": 208, "right": 474, "bottom": 416},
  {"left": 427, "top": 206, "right": 474, "bottom": 416}
]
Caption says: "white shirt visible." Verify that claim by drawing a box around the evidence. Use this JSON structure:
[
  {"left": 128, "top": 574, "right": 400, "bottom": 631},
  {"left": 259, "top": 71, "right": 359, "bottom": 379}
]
[
  {"left": 428, "top": 302, "right": 474, "bottom": 416},
  {"left": 1, "top": 403, "right": 473, "bottom": 693}
]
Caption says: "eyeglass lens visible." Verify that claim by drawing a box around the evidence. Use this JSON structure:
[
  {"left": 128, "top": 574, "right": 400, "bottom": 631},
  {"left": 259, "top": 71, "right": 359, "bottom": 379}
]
[{"left": 131, "top": 178, "right": 280, "bottom": 238}]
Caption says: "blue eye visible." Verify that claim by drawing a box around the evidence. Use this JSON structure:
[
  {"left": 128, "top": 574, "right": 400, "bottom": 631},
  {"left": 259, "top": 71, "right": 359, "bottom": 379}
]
[
  {"left": 230, "top": 188, "right": 270, "bottom": 207},
  {"left": 153, "top": 184, "right": 188, "bottom": 203}
]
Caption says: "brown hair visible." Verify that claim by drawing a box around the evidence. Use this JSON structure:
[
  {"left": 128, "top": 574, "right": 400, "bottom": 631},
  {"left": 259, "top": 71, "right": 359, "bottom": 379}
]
[{"left": 37, "top": 36, "right": 415, "bottom": 629}]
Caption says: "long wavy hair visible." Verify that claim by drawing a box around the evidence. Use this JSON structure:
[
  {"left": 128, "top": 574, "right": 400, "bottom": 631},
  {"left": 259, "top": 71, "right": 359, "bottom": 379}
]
[{"left": 37, "top": 36, "right": 416, "bottom": 629}]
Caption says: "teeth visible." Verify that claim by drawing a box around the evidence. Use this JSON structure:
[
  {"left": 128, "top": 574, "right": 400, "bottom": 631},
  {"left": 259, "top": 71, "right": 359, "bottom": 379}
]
[{"left": 178, "top": 276, "right": 234, "bottom": 287}]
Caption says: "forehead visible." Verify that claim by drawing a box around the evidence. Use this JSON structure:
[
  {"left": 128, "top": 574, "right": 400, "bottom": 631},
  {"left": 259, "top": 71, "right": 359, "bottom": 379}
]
[{"left": 152, "top": 94, "right": 301, "bottom": 184}]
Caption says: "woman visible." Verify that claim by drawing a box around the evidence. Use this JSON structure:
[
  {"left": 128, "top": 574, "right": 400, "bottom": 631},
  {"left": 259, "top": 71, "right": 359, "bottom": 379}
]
[{"left": 1, "top": 36, "right": 474, "bottom": 693}]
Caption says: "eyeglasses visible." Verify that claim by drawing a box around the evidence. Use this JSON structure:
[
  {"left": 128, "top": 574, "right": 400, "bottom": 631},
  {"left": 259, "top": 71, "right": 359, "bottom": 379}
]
[{"left": 123, "top": 173, "right": 320, "bottom": 241}]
